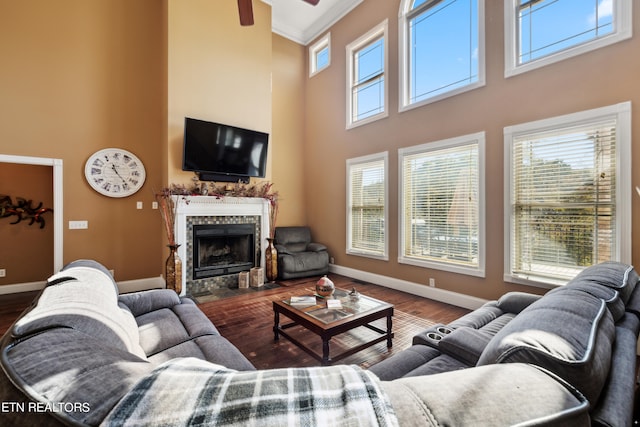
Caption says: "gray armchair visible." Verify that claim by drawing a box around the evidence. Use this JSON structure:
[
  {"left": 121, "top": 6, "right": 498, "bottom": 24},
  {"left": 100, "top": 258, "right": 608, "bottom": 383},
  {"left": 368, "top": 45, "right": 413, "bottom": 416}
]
[{"left": 274, "top": 226, "right": 330, "bottom": 280}]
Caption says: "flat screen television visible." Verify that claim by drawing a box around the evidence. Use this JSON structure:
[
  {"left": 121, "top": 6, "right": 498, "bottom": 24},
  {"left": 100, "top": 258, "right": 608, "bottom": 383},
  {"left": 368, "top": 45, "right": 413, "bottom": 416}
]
[{"left": 182, "top": 117, "right": 269, "bottom": 183}]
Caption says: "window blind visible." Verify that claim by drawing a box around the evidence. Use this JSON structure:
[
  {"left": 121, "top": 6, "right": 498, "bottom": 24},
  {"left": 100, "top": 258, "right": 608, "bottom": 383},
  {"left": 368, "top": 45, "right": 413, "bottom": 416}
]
[
  {"left": 348, "top": 159, "right": 386, "bottom": 256},
  {"left": 511, "top": 119, "right": 617, "bottom": 282},
  {"left": 402, "top": 142, "right": 479, "bottom": 267}
]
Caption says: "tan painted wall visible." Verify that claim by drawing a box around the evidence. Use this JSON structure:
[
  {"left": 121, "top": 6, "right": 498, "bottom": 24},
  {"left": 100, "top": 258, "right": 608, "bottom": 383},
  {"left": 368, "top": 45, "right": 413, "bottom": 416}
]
[
  {"left": 167, "top": 0, "right": 272, "bottom": 186},
  {"left": 304, "top": 0, "right": 640, "bottom": 300},
  {"left": 271, "top": 34, "right": 307, "bottom": 227},
  {"left": 0, "top": 164, "right": 53, "bottom": 284},
  {"left": 0, "top": 0, "right": 165, "bottom": 283},
  {"left": 0, "top": 0, "right": 297, "bottom": 287}
]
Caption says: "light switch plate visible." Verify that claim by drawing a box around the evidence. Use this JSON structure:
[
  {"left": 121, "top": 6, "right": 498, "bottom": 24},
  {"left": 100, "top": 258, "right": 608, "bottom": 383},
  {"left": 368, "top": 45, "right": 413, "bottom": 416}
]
[{"left": 69, "top": 220, "right": 88, "bottom": 229}]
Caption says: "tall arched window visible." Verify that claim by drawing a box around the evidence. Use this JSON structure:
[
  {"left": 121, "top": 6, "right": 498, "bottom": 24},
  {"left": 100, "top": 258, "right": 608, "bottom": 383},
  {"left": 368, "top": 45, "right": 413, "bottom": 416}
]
[{"left": 398, "top": 0, "right": 485, "bottom": 112}]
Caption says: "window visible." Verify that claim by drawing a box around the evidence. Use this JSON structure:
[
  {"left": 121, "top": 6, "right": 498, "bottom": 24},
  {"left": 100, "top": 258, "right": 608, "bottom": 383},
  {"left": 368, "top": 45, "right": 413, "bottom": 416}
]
[
  {"left": 399, "top": 133, "right": 485, "bottom": 277},
  {"left": 399, "top": 0, "right": 485, "bottom": 111},
  {"left": 309, "top": 33, "right": 330, "bottom": 77},
  {"left": 505, "top": 0, "right": 632, "bottom": 77},
  {"left": 346, "top": 20, "right": 388, "bottom": 128},
  {"left": 504, "top": 102, "right": 632, "bottom": 287},
  {"left": 347, "top": 152, "right": 388, "bottom": 260}
]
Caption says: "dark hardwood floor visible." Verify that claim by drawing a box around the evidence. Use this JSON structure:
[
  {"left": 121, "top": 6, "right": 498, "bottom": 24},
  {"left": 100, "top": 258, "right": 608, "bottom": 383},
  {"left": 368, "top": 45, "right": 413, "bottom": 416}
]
[
  {"left": 0, "top": 274, "right": 471, "bottom": 369},
  {"left": 197, "top": 275, "right": 471, "bottom": 368}
]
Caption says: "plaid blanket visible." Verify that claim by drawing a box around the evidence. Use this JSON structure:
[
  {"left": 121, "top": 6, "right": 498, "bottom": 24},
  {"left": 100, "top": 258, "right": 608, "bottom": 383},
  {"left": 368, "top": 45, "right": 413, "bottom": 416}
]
[{"left": 102, "top": 358, "right": 398, "bottom": 427}]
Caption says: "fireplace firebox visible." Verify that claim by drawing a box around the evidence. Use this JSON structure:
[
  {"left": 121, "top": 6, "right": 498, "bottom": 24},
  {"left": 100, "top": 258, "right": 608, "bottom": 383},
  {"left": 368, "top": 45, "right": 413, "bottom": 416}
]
[{"left": 192, "top": 223, "right": 255, "bottom": 280}]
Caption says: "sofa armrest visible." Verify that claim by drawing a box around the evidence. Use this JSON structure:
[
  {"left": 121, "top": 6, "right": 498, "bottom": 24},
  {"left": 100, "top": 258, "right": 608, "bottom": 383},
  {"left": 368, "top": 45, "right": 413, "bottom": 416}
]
[
  {"left": 438, "top": 327, "right": 491, "bottom": 366},
  {"left": 118, "top": 289, "right": 181, "bottom": 317},
  {"left": 496, "top": 291, "right": 542, "bottom": 314},
  {"left": 381, "top": 363, "right": 589, "bottom": 427},
  {"left": 307, "top": 242, "right": 327, "bottom": 252},
  {"left": 274, "top": 244, "right": 293, "bottom": 255}
]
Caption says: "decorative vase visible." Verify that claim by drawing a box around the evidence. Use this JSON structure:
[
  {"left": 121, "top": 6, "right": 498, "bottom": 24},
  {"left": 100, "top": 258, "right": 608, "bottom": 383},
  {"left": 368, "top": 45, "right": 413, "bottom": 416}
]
[
  {"left": 165, "top": 244, "right": 182, "bottom": 294},
  {"left": 316, "top": 275, "right": 335, "bottom": 297},
  {"left": 265, "top": 238, "right": 278, "bottom": 282}
]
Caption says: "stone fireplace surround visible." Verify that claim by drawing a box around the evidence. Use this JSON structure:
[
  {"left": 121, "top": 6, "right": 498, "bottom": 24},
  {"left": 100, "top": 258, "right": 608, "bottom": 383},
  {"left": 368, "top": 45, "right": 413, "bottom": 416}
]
[{"left": 174, "top": 196, "right": 270, "bottom": 296}]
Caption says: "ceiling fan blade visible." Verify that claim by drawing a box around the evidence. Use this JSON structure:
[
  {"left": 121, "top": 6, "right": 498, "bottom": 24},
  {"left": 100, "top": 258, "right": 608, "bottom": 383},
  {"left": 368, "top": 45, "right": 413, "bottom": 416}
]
[
  {"left": 302, "top": 0, "right": 320, "bottom": 5},
  {"left": 238, "top": 0, "right": 254, "bottom": 26}
]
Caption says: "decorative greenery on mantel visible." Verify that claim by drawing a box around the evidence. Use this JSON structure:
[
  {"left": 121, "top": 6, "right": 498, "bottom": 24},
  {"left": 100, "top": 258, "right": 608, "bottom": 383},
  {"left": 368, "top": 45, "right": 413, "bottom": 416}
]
[
  {"left": 161, "top": 178, "right": 279, "bottom": 203},
  {"left": 155, "top": 178, "right": 280, "bottom": 244}
]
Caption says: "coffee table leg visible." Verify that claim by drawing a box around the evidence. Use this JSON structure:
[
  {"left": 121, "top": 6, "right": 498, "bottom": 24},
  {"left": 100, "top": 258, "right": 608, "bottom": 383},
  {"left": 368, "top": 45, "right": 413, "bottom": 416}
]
[
  {"left": 274, "top": 310, "right": 280, "bottom": 341},
  {"left": 386, "top": 314, "right": 393, "bottom": 348},
  {"left": 322, "top": 338, "right": 330, "bottom": 365}
]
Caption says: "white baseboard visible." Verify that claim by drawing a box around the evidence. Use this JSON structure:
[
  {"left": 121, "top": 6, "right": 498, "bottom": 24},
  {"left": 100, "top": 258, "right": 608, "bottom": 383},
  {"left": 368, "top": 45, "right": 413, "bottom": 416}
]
[
  {"left": 116, "top": 275, "right": 166, "bottom": 294},
  {"left": 0, "top": 276, "right": 166, "bottom": 295},
  {"left": 0, "top": 281, "right": 46, "bottom": 295},
  {"left": 329, "top": 264, "right": 487, "bottom": 311}
]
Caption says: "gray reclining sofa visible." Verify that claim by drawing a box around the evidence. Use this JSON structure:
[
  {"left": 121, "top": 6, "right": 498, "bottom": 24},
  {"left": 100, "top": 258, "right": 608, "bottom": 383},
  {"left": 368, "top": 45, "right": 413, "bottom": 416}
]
[{"left": 0, "top": 259, "right": 638, "bottom": 426}]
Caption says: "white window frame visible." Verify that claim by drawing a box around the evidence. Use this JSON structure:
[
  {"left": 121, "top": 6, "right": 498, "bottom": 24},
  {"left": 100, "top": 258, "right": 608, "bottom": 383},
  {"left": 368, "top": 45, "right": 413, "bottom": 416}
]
[
  {"left": 309, "top": 32, "right": 331, "bottom": 77},
  {"left": 346, "top": 19, "right": 389, "bottom": 129},
  {"left": 398, "top": 132, "right": 486, "bottom": 277},
  {"left": 398, "top": 0, "right": 485, "bottom": 112},
  {"left": 504, "top": 102, "right": 632, "bottom": 288},
  {"left": 505, "top": 0, "right": 633, "bottom": 78},
  {"left": 346, "top": 151, "right": 389, "bottom": 260}
]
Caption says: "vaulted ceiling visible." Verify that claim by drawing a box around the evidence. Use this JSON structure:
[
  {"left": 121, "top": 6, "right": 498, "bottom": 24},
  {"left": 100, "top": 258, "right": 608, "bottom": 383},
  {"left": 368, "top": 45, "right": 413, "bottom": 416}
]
[{"left": 268, "top": 0, "right": 363, "bottom": 45}]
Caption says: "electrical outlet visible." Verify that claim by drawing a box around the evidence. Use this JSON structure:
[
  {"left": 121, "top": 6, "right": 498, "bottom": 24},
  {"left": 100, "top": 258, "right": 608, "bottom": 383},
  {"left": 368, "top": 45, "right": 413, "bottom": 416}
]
[
  {"left": 0, "top": 269, "right": 5, "bottom": 278},
  {"left": 429, "top": 278, "right": 435, "bottom": 287},
  {"left": 136, "top": 201, "right": 143, "bottom": 209},
  {"left": 152, "top": 201, "right": 158, "bottom": 209}
]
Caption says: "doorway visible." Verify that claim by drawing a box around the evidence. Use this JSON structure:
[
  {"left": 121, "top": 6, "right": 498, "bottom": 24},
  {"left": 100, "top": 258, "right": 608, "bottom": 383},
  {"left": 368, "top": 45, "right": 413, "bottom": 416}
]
[{"left": 0, "top": 154, "right": 62, "bottom": 293}]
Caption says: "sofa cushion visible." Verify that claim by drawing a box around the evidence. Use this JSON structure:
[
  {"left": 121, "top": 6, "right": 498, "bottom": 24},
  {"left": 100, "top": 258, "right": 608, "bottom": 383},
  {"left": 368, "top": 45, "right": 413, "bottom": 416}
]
[
  {"left": 382, "top": 363, "right": 589, "bottom": 427},
  {"left": 590, "top": 313, "right": 640, "bottom": 427},
  {"left": 572, "top": 261, "right": 637, "bottom": 304},
  {"left": 549, "top": 279, "right": 625, "bottom": 321},
  {"left": 477, "top": 288, "right": 615, "bottom": 405},
  {"left": 12, "top": 264, "right": 146, "bottom": 359},
  {"left": 2, "top": 328, "right": 153, "bottom": 426},
  {"left": 368, "top": 344, "right": 441, "bottom": 381},
  {"left": 278, "top": 251, "right": 329, "bottom": 274},
  {"left": 117, "top": 288, "right": 182, "bottom": 317}
]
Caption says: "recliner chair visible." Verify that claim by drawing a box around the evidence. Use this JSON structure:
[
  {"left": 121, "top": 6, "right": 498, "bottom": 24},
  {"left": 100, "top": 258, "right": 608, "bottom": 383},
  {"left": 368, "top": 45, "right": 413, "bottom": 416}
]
[{"left": 274, "top": 226, "right": 330, "bottom": 280}]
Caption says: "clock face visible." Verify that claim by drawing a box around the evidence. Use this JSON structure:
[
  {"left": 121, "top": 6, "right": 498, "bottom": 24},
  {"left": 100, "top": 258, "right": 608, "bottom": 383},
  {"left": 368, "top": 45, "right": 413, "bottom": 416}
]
[{"left": 84, "top": 148, "right": 146, "bottom": 198}]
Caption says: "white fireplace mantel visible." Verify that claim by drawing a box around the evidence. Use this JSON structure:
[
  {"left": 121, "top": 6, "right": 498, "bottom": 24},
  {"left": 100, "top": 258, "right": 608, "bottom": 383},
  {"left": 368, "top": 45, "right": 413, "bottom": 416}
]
[{"left": 174, "top": 196, "right": 271, "bottom": 295}]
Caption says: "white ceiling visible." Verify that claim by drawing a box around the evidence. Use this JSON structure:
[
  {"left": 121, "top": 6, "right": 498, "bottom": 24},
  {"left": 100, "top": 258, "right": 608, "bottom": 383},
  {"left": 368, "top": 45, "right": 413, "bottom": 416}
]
[{"left": 267, "top": 0, "right": 363, "bottom": 45}]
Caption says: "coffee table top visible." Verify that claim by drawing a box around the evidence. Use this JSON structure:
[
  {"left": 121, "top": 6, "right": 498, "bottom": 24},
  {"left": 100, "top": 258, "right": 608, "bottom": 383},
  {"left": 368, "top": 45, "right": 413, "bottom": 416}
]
[{"left": 278, "top": 288, "right": 392, "bottom": 325}]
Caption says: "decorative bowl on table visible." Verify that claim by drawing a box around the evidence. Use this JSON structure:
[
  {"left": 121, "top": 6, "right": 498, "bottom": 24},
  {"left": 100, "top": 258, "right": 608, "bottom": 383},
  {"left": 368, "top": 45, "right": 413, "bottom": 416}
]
[{"left": 315, "top": 276, "right": 335, "bottom": 297}]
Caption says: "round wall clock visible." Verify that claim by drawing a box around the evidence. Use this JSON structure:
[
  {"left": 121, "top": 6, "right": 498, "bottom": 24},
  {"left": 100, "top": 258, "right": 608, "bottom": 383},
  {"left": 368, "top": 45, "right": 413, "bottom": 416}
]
[{"left": 84, "top": 148, "right": 146, "bottom": 198}]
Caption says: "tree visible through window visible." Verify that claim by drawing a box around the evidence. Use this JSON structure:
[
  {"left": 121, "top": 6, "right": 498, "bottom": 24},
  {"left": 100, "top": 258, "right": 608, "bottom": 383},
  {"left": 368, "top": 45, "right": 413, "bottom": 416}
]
[
  {"left": 505, "top": 103, "right": 632, "bottom": 286},
  {"left": 399, "top": 133, "right": 485, "bottom": 276},
  {"left": 347, "top": 152, "right": 388, "bottom": 259}
]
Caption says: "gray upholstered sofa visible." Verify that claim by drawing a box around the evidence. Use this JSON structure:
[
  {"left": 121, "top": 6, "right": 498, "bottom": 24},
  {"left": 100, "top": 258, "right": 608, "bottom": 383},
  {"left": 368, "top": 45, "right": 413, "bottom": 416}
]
[
  {"left": 0, "top": 260, "right": 255, "bottom": 426},
  {"left": 274, "top": 226, "right": 329, "bottom": 279},
  {"left": 0, "top": 260, "right": 638, "bottom": 426},
  {"left": 370, "top": 261, "right": 640, "bottom": 426}
]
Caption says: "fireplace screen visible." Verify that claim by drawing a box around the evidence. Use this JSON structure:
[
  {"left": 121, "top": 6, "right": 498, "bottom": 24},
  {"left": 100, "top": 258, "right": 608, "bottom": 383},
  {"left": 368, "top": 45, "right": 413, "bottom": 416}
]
[{"left": 192, "top": 223, "right": 256, "bottom": 279}]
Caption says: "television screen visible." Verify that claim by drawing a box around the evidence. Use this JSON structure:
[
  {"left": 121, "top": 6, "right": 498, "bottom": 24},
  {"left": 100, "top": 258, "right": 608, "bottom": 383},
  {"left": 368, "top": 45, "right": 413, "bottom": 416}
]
[{"left": 182, "top": 117, "right": 268, "bottom": 181}]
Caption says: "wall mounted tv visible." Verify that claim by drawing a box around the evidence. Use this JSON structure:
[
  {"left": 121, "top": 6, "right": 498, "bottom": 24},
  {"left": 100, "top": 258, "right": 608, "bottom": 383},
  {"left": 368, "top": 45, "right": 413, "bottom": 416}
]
[{"left": 182, "top": 117, "right": 269, "bottom": 183}]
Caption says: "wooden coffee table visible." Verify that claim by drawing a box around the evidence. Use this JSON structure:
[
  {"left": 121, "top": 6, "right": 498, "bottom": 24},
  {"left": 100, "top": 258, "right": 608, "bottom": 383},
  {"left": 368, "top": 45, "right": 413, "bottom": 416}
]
[{"left": 273, "top": 289, "right": 394, "bottom": 365}]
